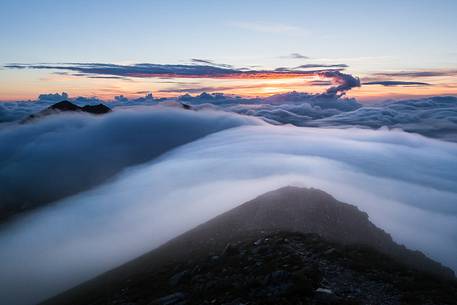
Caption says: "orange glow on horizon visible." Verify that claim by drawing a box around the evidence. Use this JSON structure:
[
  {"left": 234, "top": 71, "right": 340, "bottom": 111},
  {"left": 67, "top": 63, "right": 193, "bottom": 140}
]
[{"left": 1, "top": 70, "right": 457, "bottom": 102}]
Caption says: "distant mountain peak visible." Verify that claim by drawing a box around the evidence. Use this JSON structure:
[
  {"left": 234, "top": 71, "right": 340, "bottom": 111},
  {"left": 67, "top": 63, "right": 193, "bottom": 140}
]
[
  {"left": 49, "top": 100, "right": 81, "bottom": 111},
  {"left": 23, "top": 100, "right": 111, "bottom": 123}
]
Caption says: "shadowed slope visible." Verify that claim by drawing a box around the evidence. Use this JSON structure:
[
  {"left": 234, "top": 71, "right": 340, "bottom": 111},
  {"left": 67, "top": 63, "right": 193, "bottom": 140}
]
[
  {"left": 157, "top": 186, "right": 453, "bottom": 278},
  {"left": 42, "top": 186, "right": 455, "bottom": 305}
]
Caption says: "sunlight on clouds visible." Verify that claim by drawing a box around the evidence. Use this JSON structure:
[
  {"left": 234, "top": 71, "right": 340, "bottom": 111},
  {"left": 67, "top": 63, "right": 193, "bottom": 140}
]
[
  {"left": 349, "top": 83, "right": 457, "bottom": 102},
  {"left": 1, "top": 65, "right": 457, "bottom": 101}
]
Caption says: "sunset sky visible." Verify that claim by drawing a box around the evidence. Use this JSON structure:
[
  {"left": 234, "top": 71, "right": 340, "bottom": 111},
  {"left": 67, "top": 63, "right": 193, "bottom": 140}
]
[
  {"left": 2, "top": 3, "right": 457, "bottom": 304},
  {"left": 1, "top": 0, "right": 457, "bottom": 101}
]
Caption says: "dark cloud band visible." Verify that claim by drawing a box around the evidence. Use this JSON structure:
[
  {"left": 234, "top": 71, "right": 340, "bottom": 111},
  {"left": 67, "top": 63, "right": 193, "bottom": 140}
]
[
  {"left": 5, "top": 63, "right": 338, "bottom": 79},
  {"left": 373, "top": 70, "right": 457, "bottom": 78},
  {"left": 363, "top": 81, "right": 431, "bottom": 87},
  {"left": 5, "top": 62, "right": 360, "bottom": 96}
]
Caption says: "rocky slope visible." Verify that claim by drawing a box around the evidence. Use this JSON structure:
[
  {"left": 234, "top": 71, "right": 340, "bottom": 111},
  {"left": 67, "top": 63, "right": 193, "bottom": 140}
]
[{"left": 42, "top": 187, "right": 457, "bottom": 305}]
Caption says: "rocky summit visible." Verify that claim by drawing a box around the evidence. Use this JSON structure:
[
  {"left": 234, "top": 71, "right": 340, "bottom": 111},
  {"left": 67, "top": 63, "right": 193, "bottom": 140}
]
[
  {"left": 23, "top": 100, "right": 111, "bottom": 122},
  {"left": 129, "top": 232, "right": 457, "bottom": 305},
  {"left": 42, "top": 187, "right": 457, "bottom": 305}
]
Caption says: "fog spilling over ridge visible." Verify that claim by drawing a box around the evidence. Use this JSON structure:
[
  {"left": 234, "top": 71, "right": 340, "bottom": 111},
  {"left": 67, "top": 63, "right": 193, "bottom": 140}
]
[
  {"left": 0, "top": 107, "right": 260, "bottom": 218},
  {"left": 0, "top": 109, "right": 456, "bottom": 305},
  {"left": 2, "top": 2, "right": 457, "bottom": 304}
]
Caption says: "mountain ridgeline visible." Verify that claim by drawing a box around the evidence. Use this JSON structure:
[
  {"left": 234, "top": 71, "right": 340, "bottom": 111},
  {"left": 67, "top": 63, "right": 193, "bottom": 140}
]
[
  {"left": 43, "top": 187, "right": 457, "bottom": 305},
  {"left": 23, "top": 100, "right": 111, "bottom": 122}
]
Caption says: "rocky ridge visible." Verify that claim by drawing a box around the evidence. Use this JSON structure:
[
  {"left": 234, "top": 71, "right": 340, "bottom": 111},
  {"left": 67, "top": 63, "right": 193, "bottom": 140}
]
[
  {"left": 23, "top": 100, "right": 111, "bottom": 122},
  {"left": 42, "top": 187, "right": 457, "bottom": 305}
]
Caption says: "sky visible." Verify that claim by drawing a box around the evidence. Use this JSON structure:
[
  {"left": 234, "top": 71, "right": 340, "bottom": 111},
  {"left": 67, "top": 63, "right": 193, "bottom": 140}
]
[
  {"left": 1, "top": 0, "right": 457, "bottom": 101},
  {"left": 1, "top": 3, "right": 457, "bottom": 302}
]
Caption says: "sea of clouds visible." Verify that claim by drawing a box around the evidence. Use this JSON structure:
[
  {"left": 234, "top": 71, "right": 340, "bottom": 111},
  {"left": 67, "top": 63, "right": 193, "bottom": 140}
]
[
  {"left": 2, "top": 92, "right": 457, "bottom": 142},
  {"left": 0, "top": 105, "right": 456, "bottom": 305},
  {"left": 0, "top": 107, "right": 259, "bottom": 215}
]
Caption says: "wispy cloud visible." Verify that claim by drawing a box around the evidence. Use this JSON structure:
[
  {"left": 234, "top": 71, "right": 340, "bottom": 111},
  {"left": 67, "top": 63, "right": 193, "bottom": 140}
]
[
  {"left": 373, "top": 69, "right": 457, "bottom": 78},
  {"left": 159, "top": 84, "right": 260, "bottom": 94},
  {"left": 295, "top": 64, "right": 348, "bottom": 69},
  {"left": 280, "top": 53, "right": 310, "bottom": 59},
  {"left": 6, "top": 62, "right": 325, "bottom": 79},
  {"left": 228, "top": 21, "right": 307, "bottom": 36},
  {"left": 307, "top": 80, "right": 333, "bottom": 86},
  {"left": 363, "top": 81, "right": 431, "bottom": 87},
  {"left": 190, "top": 58, "right": 234, "bottom": 69}
]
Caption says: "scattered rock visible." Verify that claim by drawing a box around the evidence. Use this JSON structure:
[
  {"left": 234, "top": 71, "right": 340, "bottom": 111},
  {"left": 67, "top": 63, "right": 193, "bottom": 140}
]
[
  {"left": 316, "top": 287, "right": 333, "bottom": 294},
  {"left": 222, "top": 243, "right": 239, "bottom": 257},
  {"left": 324, "top": 248, "right": 336, "bottom": 256},
  {"left": 169, "top": 271, "right": 189, "bottom": 287},
  {"left": 150, "top": 292, "right": 187, "bottom": 305}
]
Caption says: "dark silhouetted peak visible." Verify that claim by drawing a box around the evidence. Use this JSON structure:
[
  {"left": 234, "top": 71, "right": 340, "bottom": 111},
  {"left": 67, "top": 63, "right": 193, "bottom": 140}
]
[
  {"left": 81, "top": 104, "right": 112, "bottom": 114},
  {"left": 48, "top": 100, "right": 111, "bottom": 114},
  {"left": 173, "top": 186, "right": 454, "bottom": 279},
  {"left": 49, "top": 100, "right": 81, "bottom": 112},
  {"left": 23, "top": 100, "right": 111, "bottom": 123}
]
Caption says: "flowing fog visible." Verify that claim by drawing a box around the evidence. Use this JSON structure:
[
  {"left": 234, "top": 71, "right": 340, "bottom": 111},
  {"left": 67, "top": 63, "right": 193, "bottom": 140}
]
[
  {"left": 0, "top": 110, "right": 456, "bottom": 305},
  {"left": 0, "top": 107, "right": 259, "bottom": 214}
]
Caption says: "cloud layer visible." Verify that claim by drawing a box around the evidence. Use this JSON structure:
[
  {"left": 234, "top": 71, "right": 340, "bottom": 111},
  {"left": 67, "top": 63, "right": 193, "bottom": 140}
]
[
  {"left": 310, "top": 96, "right": 457, "bottom": 142},
  {"left": 0, "top": 107, "right": 259, "bottom": 218},
  {"left": 0, "top": 120, "right": 456, "bottom": 305},
  {"left": 3, "top": 92, "right": 457, "bottom": 143}
]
